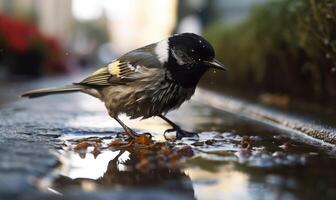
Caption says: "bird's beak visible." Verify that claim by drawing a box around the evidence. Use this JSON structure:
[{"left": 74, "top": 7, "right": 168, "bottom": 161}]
[{"left": 204, "top": 59, "right": 228, "bottom": 71}]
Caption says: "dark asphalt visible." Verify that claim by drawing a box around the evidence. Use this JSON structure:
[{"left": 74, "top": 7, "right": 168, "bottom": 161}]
[
  {"left": 0, "top": 91, "right": 87, "bottom": 199},
  {"left": 1, "top": 76, "right": 336, "bottom": 200}
]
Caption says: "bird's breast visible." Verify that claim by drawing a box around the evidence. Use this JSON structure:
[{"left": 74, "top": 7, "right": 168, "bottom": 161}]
[{"left": 103, "top": 75, "right": 195, "bottom": 119}]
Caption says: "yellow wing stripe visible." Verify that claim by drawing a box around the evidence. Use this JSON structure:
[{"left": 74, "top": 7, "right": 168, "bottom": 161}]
[
  {"left": 80, "top": 66, "right": 110, "bottom": 85},
  {"left": 91, "top": 67, "right": 108, "bottom": 76},
  {"left": 108, "top": 61, "right": 121, "bottom": 77}
]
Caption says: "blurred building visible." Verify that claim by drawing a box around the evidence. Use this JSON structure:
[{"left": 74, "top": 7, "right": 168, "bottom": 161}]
[
  {"left": 36, "top": 0, "right": 73, "bottom": 45},
  {"left": 0, "top": 0, "right": 179, "bottom": 47},
  {"left": 101, "top": 0, "right": 177, "bottom": 53},
  {"left": 71, "top": 0, "right": 177, "bottom": 59},
  {"left": 0, "top": 0, "right": 269, "bottom": 55},
  {"left": 177, "top": 0, "right": 267, "bottom": 34}
]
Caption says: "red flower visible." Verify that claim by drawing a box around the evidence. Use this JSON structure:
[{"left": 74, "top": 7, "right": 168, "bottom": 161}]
[
  {"left": 0, "top": 14, "right": 41, "bottom": 53},
  {"left": 0, "top": 14, "right": 68, "bottom": 74}
]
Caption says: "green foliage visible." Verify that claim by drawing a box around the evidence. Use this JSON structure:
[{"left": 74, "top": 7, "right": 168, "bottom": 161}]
[
  {"left": 296, "top": 0, "right": 336, "bottom": 97},
  {"left": 204, "top": 0, "right": 336, "bottom": 101}
]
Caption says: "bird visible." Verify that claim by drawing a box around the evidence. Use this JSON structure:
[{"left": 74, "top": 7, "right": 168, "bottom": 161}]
[{"left": 21, "top": 33, "right": 227, "bottom": 140}]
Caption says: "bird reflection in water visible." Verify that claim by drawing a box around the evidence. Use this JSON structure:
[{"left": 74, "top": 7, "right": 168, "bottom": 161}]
[{"left": 51, "top": 145, "right": 195, "bottom": 199}]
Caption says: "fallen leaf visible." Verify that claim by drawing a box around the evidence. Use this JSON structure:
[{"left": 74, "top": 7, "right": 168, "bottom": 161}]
[
  {"left": 191, "top": 141, "right": 204, "bottom": 146},
  {"left": 240, "top": 136, "right": 252, "bottom": 150},
  {"left": 205, "top": 140, "right": 216, "bottom": 145},
  {"left": 136, "top": 158, "right": 150, "bottom": 172},
  {"left": 109, "top": 140, "right": 128, "bottom": 147},
  {"left": 92, "top": 146, "right": 101, "bottom": 159},
  {"left": 176, "top": 145, "right": 194, "bottom": 157},
  {"left": 74, "top": 142, "right": 90, "bottom": 152},
  {"left": 134, "top": 134, "right": 152, "bottom": 145}
]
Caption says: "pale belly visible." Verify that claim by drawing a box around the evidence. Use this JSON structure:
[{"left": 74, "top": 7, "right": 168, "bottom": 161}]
[{"left": 101, "top": 81, "right": 195, "bottom": 119}]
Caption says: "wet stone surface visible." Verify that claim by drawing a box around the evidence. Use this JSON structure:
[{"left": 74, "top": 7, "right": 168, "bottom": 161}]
[{"left": 1, "top": 87, "right": 336, "bottom": 200}]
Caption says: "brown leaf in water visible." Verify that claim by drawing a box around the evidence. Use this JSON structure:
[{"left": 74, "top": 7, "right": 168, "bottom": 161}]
[
  {"left": 108, "top": 140, "right": 128, "bottom": 147},
  {"left": 74, "top": 142, "right": 91, "bottom": 152},
  {"left": 191, "top": 141, "right": 204, "bottom": 146},
  {"left": 71, "top": 132, "right": 194, "bottom": 172},
  {"left": 127, "top": 138, "right": 194, "bottom": 171},
  {"left": 135, "top": 158, "right": 151, "bottom": 172},
  {"left": 176, "top": 145, "right": 194, "bottom": 157},
  {"left": 159, "top": 145, "right": 173, "bottom": 156},
  {"left": 134, "top": 134, "right": 152, "bottom": 145},
  {"left": 205, "top": 139, "right": 216, "bottom": 145},
  {"left": 240, "top": 136, "right": 252, "bottom": 150},
  {"left": 92, "top": 146, "right": 101, "bottom": 159}
]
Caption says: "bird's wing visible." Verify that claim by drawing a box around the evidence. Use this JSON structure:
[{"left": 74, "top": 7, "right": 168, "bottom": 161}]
[
  {"left": 78, "top": 44, "right": 163, "bottom": 86},
  {"left": 119, "top": 43, "right": 162, "bottom": 68}
]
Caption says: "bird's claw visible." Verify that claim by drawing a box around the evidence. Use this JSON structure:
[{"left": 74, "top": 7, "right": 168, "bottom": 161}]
[
  {"left": 116, "top": 129, "right": 140, "bottom": 140},
  {"left": 164, "top": 128, "right": 199, "bottom": 140}
]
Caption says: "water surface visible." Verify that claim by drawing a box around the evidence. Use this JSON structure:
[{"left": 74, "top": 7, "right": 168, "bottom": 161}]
[{"left": 44, "top": 101, "right": 336, "bottom": 200}]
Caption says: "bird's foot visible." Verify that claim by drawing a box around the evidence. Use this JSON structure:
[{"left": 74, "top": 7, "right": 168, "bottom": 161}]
[
  {"left": 164, "top": 127, "right": 199, "bottom": 140},
  {"left": 116, "top": 128, "right": 139, "bottom": 140},
  {"left": 117, "top": 130, "right": 154, "bottom": 143}
]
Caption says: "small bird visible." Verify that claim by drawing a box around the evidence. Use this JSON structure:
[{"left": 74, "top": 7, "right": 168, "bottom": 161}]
[{"left": 21, "top": 33, "right": 226, "bottom": 139}]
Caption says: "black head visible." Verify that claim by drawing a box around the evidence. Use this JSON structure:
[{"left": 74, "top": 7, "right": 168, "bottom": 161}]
[{"left": 166, "top": 33, "right": 226, "bottom": 88}]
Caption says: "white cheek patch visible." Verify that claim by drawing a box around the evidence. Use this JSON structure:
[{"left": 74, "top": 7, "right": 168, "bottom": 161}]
[{"left": 155, "top": 39, "right": 169, "bottom": 64}]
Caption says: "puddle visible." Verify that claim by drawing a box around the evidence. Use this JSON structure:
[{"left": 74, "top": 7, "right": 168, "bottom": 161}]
[{"left": 39, "top": 102, "right": 336, "bottom": 200}]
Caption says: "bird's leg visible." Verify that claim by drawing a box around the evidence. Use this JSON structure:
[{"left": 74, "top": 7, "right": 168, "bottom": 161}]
[
  {"left": 113, "top": 117, "right": 138, "bottom": 139},
  {"left": 159, "top": 114, "right": 199, "bottom": 140}
]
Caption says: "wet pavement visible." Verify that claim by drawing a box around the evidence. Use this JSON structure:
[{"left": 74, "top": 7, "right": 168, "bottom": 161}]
[{"left": 1, "top": 77, "right": 336, "bottom": 200}]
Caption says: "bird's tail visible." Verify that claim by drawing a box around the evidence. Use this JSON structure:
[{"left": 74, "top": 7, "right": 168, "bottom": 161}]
[{"left": 21, "top": 84, "right": 84, "bottom": 98}]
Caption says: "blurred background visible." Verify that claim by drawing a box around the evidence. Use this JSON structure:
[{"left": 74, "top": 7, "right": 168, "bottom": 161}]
[{"left": 0, "top": 0, "right": 335, "bottom": 110}]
